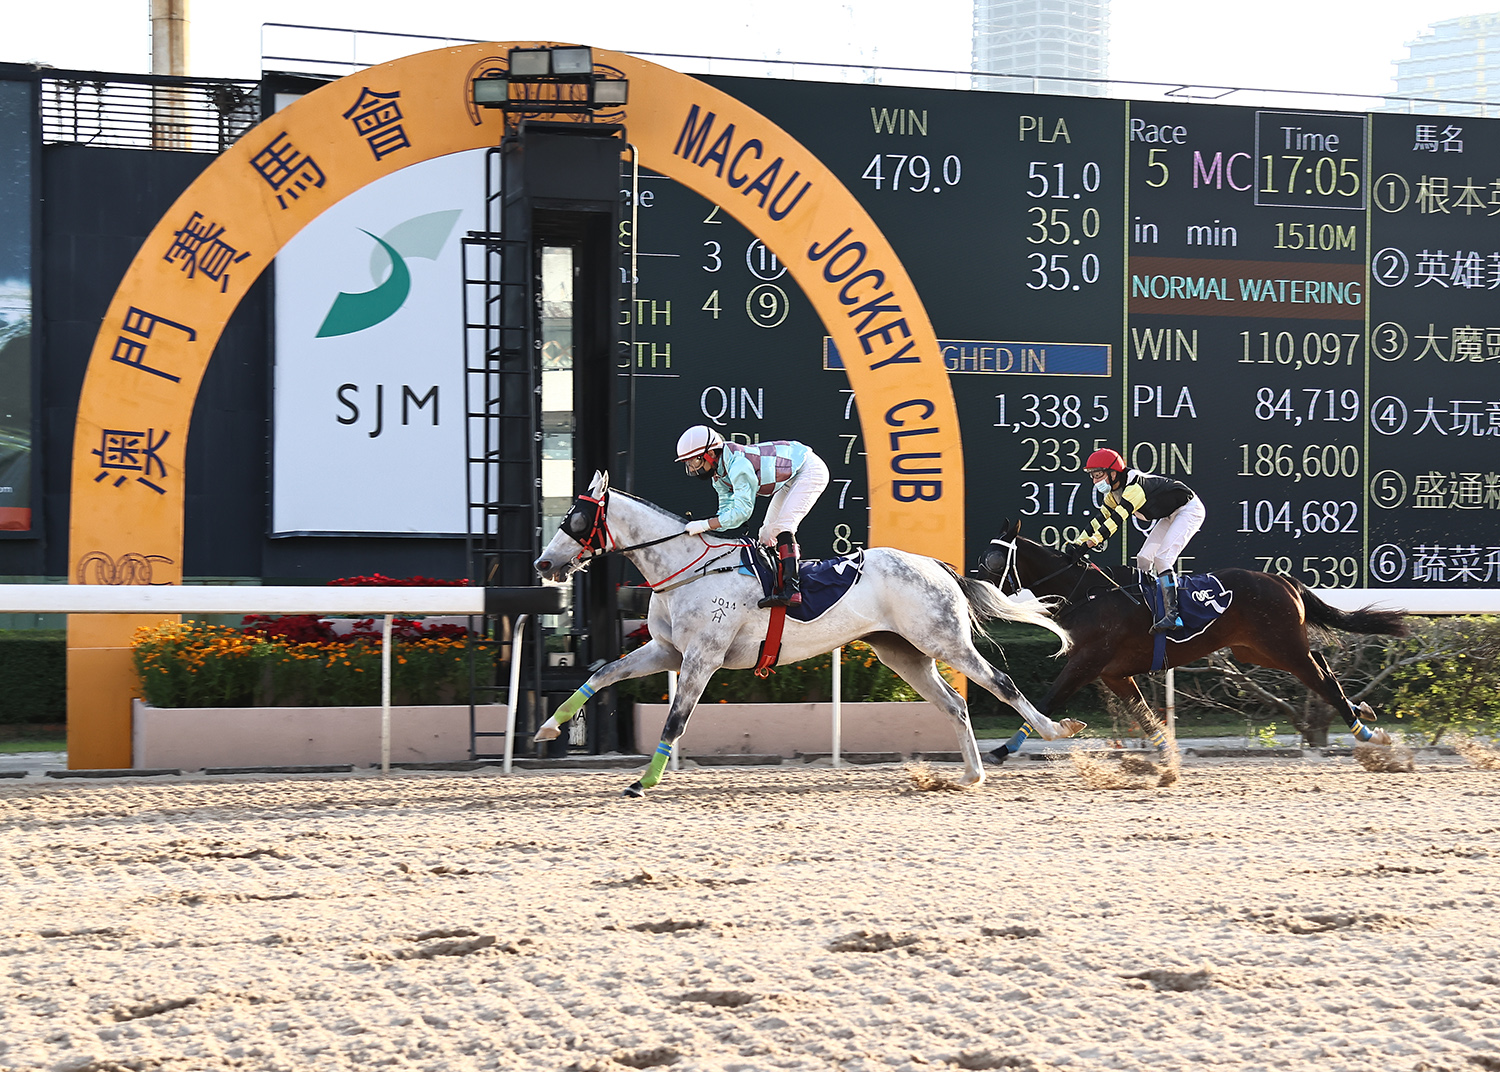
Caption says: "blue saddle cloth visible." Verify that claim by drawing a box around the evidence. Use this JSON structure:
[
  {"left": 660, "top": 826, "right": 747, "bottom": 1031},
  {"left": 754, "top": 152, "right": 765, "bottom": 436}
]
[
  {"left": 1140, "top": 570, "right": 1234, "bottom": 671},
  {"left": 740, "top": 547, "right": 866, "bottom": 622}
]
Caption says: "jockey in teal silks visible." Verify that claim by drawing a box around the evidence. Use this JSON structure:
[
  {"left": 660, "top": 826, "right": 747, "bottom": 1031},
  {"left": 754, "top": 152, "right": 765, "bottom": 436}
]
[
  {"left": 538, "top": 430, "right": 830, "bottom": 780},
  {"left": 674, "top": 425, "right": 830, "bottom": 610}
]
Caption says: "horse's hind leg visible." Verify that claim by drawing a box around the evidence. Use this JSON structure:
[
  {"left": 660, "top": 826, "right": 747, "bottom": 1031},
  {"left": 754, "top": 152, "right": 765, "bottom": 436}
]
[
  {"left": 536, "top": 639, "right": 682, "bottom": 743},
  {"left": 863, "top": 635, "right": 986, "bottom": 786},
  {"left": 1100, "top": 676, "right": 1174, "bottom": 759},
  {"left": 1306, "top": 649, "right": 1390, "bottom": 745}
]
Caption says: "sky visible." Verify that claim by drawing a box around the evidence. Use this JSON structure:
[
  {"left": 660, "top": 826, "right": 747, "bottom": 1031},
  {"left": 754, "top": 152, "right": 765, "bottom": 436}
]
[{"left": 1, "top": 0, "right": 1491, "bottom": 101}]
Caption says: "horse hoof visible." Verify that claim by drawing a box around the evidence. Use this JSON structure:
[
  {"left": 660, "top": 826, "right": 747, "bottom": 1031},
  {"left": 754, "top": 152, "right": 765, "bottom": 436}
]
[
  {"left": 985, "top": 745, "right": 1011, "bottom": 766},
  {"left": 622, "top": 781, "right": 646, "bottom": 798},
  {"left": 533, "top": 725, "right": 561, "bottom": 743},
  {"left": 1367, "top": 728, "right": 1392, "bottom": 746},
  {"left": 1358, "top": 702, "right": 1378, "bottom": 723},
  {"left": 1059, "top": 718, "right": 1088, "bottom": 738}
]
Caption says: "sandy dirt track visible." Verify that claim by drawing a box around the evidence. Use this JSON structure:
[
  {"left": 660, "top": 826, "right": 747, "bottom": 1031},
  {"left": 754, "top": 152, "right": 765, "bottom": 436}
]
[{"left": 1, "top": 756, "right": 1497, "bottom": 1072}]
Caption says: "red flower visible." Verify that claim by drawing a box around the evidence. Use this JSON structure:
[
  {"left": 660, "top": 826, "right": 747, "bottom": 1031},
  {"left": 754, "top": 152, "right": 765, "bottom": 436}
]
[{"left": 329, "top": 574, "right": 472, "bottom": 587}]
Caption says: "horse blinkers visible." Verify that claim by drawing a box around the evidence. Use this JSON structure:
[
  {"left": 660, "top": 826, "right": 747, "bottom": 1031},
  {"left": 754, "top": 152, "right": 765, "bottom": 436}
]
[
  {"left": 978, "top": 539, "right": 1019, "bottom": 594},
  {"left": 561, "top": 494, "right": 606, "bottom": 554}
]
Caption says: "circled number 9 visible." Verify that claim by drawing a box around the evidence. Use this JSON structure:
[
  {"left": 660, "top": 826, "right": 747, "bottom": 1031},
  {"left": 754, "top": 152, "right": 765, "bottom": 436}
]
[{"left": 746, "top": 284, "right": 789, "bottom": 328}]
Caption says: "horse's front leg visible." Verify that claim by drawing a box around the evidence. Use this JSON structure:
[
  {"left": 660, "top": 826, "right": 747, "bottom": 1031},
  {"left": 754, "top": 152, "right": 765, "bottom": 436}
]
[
  {"left": 624, "top": 648, "right": 725, "bottom": 799},
  {"left": 534, "top": 639, "right": 682, "bottom": 743},
  {"left": 988, "top": 652, "right": 1107, "bottom": 764}
]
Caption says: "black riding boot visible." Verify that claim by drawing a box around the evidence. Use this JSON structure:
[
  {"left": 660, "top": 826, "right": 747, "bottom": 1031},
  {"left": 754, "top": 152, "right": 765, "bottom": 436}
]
[
  {"left": 758, "top": 532, "right": 802, "bottom": 608},
  {"left": 1150, "top": 570, "right": 1182, "bottom": 634}
]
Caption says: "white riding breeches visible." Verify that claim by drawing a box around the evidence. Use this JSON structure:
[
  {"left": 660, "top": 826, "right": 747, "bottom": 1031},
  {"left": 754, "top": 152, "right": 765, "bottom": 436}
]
[
  {"left": 1136, "top": 495, "right": 1205, "bottom": 575},
  {"left": 758, "top": 451, "right": 830, "bottom": 544}
]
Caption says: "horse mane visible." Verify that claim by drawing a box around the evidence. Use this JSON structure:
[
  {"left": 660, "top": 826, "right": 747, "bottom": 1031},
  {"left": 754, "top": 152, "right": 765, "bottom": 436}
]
[{"left": 610, "top": 487, "right": 688, "bottom": 524}]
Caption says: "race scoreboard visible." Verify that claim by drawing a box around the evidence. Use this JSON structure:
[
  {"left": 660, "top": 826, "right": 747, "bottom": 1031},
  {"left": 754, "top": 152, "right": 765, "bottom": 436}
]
[{"left": 622, "top": 75, "right": 1500, "bottom": 590}]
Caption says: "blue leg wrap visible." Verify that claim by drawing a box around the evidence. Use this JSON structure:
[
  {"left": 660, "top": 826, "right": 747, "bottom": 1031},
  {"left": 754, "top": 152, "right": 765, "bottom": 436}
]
[{"left": 1003, "top": 724, "right": 1032, "bottom": 755}]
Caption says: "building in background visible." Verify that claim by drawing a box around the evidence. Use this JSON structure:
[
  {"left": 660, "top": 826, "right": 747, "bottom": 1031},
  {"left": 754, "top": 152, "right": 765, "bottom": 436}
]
[
  {"left": 1392, "top": 13, "right": 1500, "bottom": 115},
  {"left": 972, "top": 0, "right": 1109, "bottom": 96}
]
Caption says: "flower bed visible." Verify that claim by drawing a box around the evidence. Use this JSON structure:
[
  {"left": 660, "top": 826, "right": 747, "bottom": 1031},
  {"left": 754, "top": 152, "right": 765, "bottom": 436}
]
[
  {"left": 131, "top": 574, "right": 484, "bottom": 709},
  {"left": 131, "top": 618, "right": 488, "bottom": 708}
]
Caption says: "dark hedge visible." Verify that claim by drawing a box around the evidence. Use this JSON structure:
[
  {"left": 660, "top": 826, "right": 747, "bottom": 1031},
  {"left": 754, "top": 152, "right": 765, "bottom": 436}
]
[{"left": 0, "top": 630, "right": 67, "bottom": 725}]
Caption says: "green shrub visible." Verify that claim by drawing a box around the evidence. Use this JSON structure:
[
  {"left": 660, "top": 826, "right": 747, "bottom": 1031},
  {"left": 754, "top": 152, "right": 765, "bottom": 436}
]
[
  {"left": 1386, "top": 616, "right": 1500, "bottom": 745},
  {"left": 0, "top": 630, "right": 66, "bottom": 725}
]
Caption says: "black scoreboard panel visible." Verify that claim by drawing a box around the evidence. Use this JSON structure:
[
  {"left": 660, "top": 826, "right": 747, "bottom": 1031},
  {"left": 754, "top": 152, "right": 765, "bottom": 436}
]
[{"left": 621, "top": 75, "right": 1500, "bottom": 589}]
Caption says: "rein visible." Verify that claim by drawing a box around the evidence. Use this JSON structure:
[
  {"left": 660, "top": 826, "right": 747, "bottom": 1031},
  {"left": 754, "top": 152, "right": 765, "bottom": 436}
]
[
  {"left": 988, "top": 536, "right": 1134, "bottom": 608},
  {"left": 567, "top": 490, "right": 743, "bottom": 593}
]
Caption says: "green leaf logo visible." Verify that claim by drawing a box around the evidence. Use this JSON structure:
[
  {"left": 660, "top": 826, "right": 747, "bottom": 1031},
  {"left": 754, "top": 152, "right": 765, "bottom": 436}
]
[{"left": 314, "top": 210, "right": 463, "bottom": 339}]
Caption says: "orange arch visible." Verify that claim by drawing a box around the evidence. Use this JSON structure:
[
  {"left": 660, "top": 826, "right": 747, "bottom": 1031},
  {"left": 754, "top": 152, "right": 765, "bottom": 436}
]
[{"left": 66, "top": 45, "right": 964, "bottom": 767}]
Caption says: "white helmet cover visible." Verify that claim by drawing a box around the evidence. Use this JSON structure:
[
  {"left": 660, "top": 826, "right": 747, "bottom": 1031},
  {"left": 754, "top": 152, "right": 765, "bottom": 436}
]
[{"left": 674, "top": 425, "right": 725, "bottom": 462}]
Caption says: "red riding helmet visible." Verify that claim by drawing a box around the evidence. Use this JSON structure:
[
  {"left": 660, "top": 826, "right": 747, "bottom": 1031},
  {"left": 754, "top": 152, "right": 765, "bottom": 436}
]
[{"left": 1085, "top": 448, "right": 1126, "bottom": 472}]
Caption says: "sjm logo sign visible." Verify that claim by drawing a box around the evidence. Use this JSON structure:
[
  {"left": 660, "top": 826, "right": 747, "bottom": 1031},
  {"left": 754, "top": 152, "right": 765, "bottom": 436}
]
[{"left": 315, "top": 210, "right": 461, "bottom": 338}]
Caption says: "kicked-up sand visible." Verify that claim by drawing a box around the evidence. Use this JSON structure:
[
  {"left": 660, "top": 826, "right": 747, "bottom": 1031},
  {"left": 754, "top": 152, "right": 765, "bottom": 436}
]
[{"left": 0, "top": 753, "right": 1496, "bottom": 1071}]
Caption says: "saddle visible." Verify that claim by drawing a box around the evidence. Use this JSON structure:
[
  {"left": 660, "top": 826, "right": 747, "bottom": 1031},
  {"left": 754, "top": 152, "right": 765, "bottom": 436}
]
[
  {"left": 1133, "top": 569, "right": 1233, "bottom": 671},
  {"left": 740, "top": 547, "right": 866, "bottom": 623}
]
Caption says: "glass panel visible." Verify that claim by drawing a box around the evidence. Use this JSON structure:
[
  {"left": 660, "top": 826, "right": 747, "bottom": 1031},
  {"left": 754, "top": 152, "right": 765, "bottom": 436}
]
[{"left": 539, "top": 246, "right": 576, "bottom": 634}]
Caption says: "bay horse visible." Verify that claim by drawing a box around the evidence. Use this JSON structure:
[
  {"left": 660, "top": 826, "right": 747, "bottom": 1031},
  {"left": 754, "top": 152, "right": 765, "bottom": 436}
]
[
  {"left": 532, "top": 473, "right": 1084, "bottom": 796},
  {"left": 978, "top": 519, "right": 1408, "bottom": 762}
]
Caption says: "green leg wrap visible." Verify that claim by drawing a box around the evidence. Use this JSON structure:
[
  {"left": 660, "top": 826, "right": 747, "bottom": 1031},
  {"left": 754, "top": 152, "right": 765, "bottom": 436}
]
[
  {"left": 553, "top": 683, "right": 597, "bottom": 725},
  {"left": 639, "top": 741, "right": 673, "bottom": 789}
]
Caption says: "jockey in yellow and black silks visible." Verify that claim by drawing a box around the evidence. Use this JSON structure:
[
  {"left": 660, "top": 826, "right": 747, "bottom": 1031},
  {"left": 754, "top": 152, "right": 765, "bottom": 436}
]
[{"left": 1071, "top": 448, "right": 1205, "bottom": 633}]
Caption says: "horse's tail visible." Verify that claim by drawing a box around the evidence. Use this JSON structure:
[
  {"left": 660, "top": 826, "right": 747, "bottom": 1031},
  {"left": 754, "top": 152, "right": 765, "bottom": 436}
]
[
  {"left": 1293, "top": 579, "right": 1411, "bottom": 638},
  {"left": 953, "top": 569, "right": 1072, "bottom": 655}
]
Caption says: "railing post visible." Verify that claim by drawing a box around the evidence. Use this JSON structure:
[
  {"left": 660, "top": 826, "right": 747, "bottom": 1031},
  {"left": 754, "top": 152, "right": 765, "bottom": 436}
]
[
  {"left": 667, "top": 670, "right": 680, "bottom": 770},
  {"left": 1165, "top": 666, "right": 1176, "bottom": 739},
  {"left": 831, "top": 646, "right": 842, "bottom": 767},
  {"left": 380, "top": 613, "right": 393, "bottom": 774},
  {"left": 503, "top": 615, "right": 529, "bottom": 774}
]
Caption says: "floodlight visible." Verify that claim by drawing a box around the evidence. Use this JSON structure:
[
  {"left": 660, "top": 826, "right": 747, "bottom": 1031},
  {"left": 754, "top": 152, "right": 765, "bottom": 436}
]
[
  {"left": 551, "top": 47, "right": 593, "bottom": 76},
  {"left": 592, "top": 80, "right": 629, "bottom": 105},
  {"left": 472, "top": 77, "right": 509, "bottom": 106},
  {"left": 508, "top": 48, "right": 551, "bottom": 77}
]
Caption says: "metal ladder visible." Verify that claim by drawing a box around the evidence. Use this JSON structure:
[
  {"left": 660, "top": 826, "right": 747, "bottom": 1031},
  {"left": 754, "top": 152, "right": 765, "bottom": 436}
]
[{"left": 462, "top": 140, "right": 543, "bottom": 760}]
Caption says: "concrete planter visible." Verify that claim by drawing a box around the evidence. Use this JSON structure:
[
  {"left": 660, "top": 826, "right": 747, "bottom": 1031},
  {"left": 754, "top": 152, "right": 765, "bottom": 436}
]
[
  {"left": 131, "top": 699, "right": 507, "bottom": 770},
  {"left": 633, "top": 701, "right": 955, "bottom": 758}
]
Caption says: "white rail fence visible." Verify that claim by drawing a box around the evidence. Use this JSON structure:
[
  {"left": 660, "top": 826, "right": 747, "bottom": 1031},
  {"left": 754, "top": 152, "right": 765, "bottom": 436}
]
[
  {"left": 0, "top": 585, "right": 559, "bottom": 775},
  {"left": 0, "top": 585, "right": 1487, "bottom": 773}
]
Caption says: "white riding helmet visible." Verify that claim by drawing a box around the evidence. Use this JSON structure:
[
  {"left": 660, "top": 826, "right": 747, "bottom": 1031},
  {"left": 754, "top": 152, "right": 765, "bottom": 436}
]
[{"left": 674, "top": 425, "right": 724, "bottom": 462}]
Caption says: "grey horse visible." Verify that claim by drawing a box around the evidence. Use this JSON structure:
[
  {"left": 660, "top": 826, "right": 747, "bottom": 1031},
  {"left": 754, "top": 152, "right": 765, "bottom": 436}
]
[{"left": 533, "top": 472, "right": 1085, "bottom": 796}]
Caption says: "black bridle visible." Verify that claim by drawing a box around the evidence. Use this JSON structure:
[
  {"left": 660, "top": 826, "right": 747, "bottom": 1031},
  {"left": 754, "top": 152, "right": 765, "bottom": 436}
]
[{"left": 981, "top": 535, "right": 1125, "bottom": 607}]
